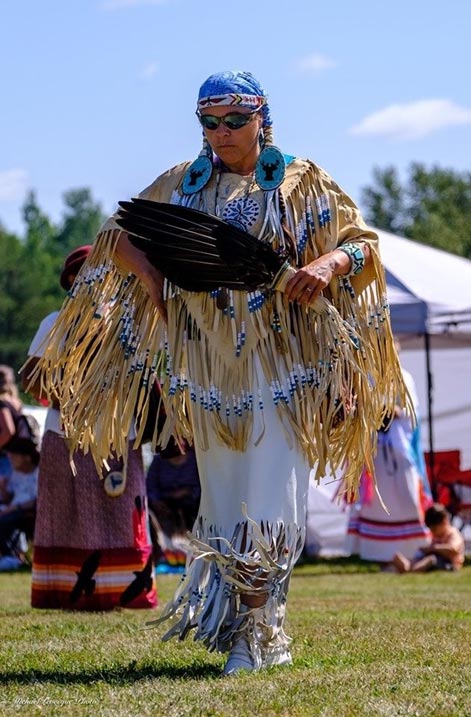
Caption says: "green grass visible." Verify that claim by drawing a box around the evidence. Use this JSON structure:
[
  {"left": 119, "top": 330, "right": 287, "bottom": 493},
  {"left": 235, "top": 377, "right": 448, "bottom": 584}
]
[{"left": 1, "top": 559, "right": 471, "bottom": 717}]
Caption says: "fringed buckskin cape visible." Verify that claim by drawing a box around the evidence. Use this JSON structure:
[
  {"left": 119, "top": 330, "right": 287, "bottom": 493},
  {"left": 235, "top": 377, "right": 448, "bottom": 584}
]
[{"left": 31, "top": 158, "right": 407, "bottom": 497}]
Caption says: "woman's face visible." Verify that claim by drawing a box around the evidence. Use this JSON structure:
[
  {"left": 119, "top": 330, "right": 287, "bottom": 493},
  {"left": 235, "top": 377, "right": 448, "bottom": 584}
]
[{"left": 199, "top": 106, "right": 263, "bottom": 173}]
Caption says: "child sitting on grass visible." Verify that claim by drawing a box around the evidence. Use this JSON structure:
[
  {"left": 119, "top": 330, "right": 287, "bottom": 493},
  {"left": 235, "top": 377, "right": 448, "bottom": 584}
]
[{"left": 392, "top": 503, "right": 465, "bottom": 573}]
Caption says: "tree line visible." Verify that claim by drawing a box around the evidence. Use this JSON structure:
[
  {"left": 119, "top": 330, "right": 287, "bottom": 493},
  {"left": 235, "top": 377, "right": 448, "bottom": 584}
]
[
  {"left": 361, "top": 163, "right": 471, "bottom": 258},
  {"left": 1, "top": 163, "right": 470, "bottom": 375},
  {"left": 0, "top": 188, "right": 105, "bottom": 375}
]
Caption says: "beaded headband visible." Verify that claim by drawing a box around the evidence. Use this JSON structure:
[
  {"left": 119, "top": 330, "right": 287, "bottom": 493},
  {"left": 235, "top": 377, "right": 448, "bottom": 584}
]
[{"left": 197, "top": 94, "right": 266, "bottom": 110}]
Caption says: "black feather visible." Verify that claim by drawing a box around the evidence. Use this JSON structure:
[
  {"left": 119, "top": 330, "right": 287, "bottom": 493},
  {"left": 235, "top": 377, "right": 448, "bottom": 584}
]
[{"left": 115, "top": 198, "right": 289, "bottom": 291}]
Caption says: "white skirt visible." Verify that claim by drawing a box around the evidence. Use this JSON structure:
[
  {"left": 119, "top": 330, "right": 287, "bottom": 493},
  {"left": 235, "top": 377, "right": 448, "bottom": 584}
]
[{"left": 152, "top": 369, "right": 311, "bottom": 655}]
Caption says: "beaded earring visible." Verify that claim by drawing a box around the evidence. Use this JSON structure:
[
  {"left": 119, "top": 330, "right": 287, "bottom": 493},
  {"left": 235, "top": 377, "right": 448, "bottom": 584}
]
[
  {"left": 182, "top": 137, "right": 214, "bottom": 195},
  {"left": 255, "top": 125, "right": 286, "bottom": 191}
]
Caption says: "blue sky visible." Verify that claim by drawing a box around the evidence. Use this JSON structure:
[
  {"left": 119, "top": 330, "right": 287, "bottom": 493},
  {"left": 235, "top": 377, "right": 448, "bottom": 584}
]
[{"left": 1, "top": 0, "right": 470, "bottom": 236}]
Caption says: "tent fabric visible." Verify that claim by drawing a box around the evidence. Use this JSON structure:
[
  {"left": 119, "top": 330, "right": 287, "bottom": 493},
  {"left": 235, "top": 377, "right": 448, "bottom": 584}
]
[
  {"left": 384, "top": 269, "right": 427, "bottom": 334},
  {"left": 401, "top": 347, "right": 471, "bottom": 469},
  {"left": 377, "top": 229, "right": 471, "bottom": 333},
  {"left": 305, "top": 473, "right": 350, "bottom": 557}
]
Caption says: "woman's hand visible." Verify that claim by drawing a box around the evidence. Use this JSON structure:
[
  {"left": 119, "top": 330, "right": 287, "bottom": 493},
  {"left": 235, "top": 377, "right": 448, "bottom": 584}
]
[
  {"left": 284, "top": 242, "right": 370, "bottom": 305},
  {"left": 284, "top": 254, "right": 337, "bottom": 304},
  {"left": 115, "top": 231, "right": 167, "bottom": 322}
]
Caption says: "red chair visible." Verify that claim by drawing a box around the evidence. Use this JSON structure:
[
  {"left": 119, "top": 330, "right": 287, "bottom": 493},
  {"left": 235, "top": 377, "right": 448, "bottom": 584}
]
[{"left": 425, "top": 450, "right": 471, "bottom": 523}]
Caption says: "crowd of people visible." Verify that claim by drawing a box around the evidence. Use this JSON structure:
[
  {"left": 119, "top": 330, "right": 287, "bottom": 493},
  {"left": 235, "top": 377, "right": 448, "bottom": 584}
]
[{"left": 0, "top": 69, "right": 466, "bottom": 678}]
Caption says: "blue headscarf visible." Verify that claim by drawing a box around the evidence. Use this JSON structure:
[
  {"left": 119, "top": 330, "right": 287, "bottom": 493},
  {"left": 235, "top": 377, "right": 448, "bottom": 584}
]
[{"left": 197, "top": 70, "right": 272, "bottom": 128}]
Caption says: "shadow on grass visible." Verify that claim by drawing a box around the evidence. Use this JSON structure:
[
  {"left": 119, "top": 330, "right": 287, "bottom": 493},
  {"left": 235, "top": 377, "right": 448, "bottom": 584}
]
[{"left": 0, "top": 660, "right": 222, "bottom": 686}]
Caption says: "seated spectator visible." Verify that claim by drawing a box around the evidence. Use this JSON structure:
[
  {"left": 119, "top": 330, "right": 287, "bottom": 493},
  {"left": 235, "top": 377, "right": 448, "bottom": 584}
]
[
  {"left": 0, "top": 364, "right": 24, "bottom": 480},
  {"left": 0, "top": 439, "right": 39, "bottom": 570},
  {"left": 147, "top": 439, "right": 201, "bottom": 572},
  {"left": 392, "top": 503, "right": 465, "bottom": 573}
]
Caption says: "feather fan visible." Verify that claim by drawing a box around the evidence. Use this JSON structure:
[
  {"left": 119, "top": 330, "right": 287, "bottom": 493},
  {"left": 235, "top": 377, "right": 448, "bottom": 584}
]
[{"left": 116, "top": 199, "right": 290, "bottom": 292}]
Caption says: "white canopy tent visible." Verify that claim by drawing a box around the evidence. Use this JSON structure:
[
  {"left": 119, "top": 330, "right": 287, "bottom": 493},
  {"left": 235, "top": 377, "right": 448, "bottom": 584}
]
[
  {"left": 377, "top": 228, "right": 471, "bottom": 343},
  {"left": 306, "top": 231, "right": 471, "bottom": 556}
]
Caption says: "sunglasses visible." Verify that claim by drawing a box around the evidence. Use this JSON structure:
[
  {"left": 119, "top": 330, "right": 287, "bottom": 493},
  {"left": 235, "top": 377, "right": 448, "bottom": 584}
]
[{"left": 197, "top": 110, "right": 259, "bottom": 131}]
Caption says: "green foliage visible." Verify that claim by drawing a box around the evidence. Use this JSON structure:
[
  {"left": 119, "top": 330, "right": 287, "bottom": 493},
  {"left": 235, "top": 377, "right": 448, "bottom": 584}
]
[
  {"left": 0, "top": 229, "right": 34, "bottom": 368},
  {"left": 361, "top": 163, "right": 471, "bottom": 259},
  {"left": 1, "top": 562, "right": 471, "bottom": 716},
  {"left": 55, "top": 188, "right": 105, "bottom": 256},
  {"left": 0, "top": 188, "right": 106, "bottom": 373},
  {"left": 361, "top": 166, "right": 406, "bottom": 235}
]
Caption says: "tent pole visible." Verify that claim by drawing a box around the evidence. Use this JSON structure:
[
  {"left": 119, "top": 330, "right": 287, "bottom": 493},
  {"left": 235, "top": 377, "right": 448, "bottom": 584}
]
[{"left": 424, "top": 331, "right": 435, "bottom": 491}]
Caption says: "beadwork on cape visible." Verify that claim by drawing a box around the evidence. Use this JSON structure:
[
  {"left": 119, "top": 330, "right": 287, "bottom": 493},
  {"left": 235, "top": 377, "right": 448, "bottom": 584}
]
[{"left": 222, "top": 195, "right": 260, "bottom": 231}]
